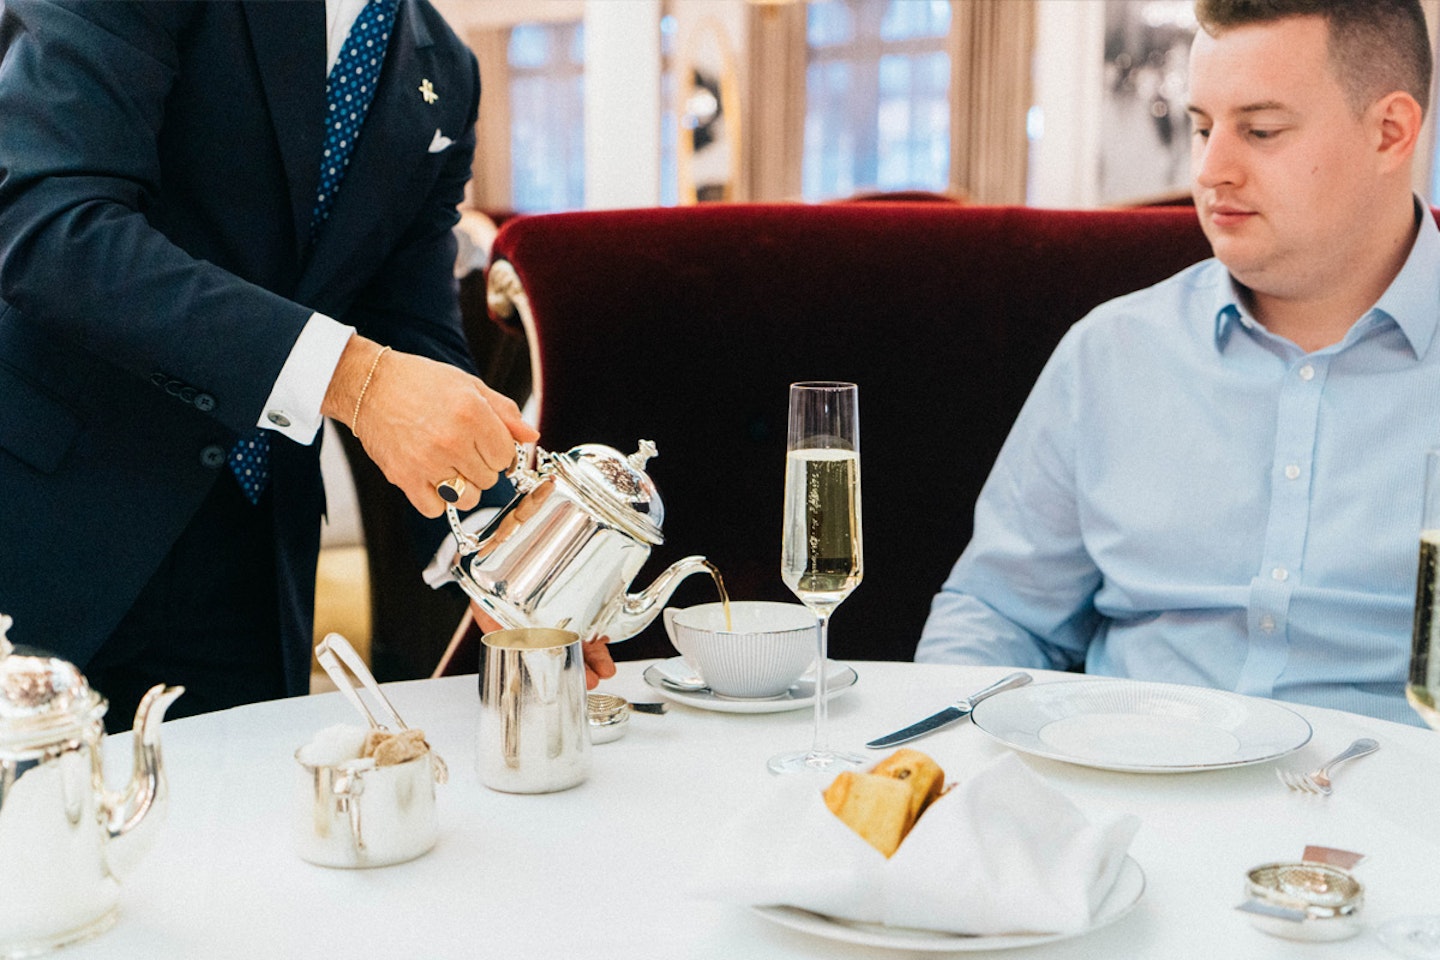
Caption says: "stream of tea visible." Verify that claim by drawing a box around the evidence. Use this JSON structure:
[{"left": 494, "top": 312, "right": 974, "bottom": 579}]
[{"left": 702, "top": 560, "right": 733, "bottom": 631}]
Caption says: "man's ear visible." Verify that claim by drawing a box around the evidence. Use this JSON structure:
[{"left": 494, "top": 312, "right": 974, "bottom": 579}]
[{"left": 1372, "top": 90, "right": 1424, "bottom": 172}]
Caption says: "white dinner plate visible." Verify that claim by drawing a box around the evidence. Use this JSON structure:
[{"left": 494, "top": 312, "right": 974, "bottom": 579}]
[
  {"left": 751, "top": 855, "right": 1145, "bottom": 952},
  {"left": 642, "top": 658, "right": 858, "bottom": 714},
  {"left": 970, "top": 679, "right": 1312, "bottom": 773}
]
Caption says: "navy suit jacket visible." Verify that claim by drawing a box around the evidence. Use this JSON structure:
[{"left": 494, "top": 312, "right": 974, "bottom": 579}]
[{"left": 0, "top": 0, "right": 480, "bottom": 695}]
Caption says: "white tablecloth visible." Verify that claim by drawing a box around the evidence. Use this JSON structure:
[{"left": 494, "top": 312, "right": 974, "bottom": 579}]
[{"left": 64, "top": 662, "right": 1440, "bottom": 959}]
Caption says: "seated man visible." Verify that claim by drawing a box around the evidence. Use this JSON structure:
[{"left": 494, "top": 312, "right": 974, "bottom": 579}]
[{"left": 916, "top": 0, "right": 1435, "bottom": 725}]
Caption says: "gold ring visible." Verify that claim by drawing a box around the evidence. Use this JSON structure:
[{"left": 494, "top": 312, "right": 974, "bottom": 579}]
[{"left": 436, "top": 476, "right": 467, "bottom": 504}]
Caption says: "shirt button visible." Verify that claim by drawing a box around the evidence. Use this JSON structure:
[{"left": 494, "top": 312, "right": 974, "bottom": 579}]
[
  {"left": 1259, "top": 614, "right": 1276, "bottom": 633},
  {"left": 1272, "top": 566, "right": 1289, "bottom": 581},
  {"left": 200, "top": 444, "right": 227, "bottom": 469},
  {"left": 1298, "top": 364, "right": 1315, "bottom": 381},
  {"left": 194, "top": 393, "right": 215, "bottom": 412},
  {"left": 266, "top": 411, "right": 292, "bottom": 428},
  {"left": 1284, "top": 464, "right": 1301, "bottom": 480}
]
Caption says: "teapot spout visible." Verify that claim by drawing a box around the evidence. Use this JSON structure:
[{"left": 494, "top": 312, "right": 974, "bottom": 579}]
[
  {"left": 599, "top": 556, "right": 711, "bottom": 642},
  {"left": 103, "top": 683, "right": 184, "bottom": 878}
]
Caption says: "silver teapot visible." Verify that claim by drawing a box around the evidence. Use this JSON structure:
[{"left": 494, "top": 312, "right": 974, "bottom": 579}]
[
  {"left": 0, "top": 614, "right": 183, "bottom": 956},
  {"left": 442, "top": 440, "right": 711, "bottom": 642}
]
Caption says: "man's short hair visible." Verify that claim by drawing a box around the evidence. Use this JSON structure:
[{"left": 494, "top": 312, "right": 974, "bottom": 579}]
[{"left": 1195, "top": 0, "right": 1432, "bottom": 115}]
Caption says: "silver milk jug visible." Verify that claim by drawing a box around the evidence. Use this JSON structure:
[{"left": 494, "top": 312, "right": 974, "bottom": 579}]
[
  {"left": 476, "top": 627, "right": 591, "bottom": 794},
  {"left": 0, "top": 613, "right": 184, "bottom": 957},
  {"left": 442, "top": 440, "right": 710, "bottom": 642}
]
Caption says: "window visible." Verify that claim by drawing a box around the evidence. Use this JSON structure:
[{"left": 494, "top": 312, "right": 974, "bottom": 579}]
[
  {"left": 508, "top": 21, "right": 585, "bottom": 212},
  {"left": 660, "top": 14, "right": 679, "bottom": 206},
  {"left": 803, "top": 0, "right": 951, "bottom": 200}
]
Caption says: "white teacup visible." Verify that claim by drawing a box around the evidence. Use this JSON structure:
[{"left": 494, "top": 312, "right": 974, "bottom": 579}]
[{"left": 662, "top": 601, "right": 817, "bottom": 698}]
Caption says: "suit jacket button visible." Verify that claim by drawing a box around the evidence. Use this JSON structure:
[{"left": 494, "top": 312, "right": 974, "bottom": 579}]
[
  {"left": 195, "top": 393, "right": 215, "bottom": 412},
  {"left": 200, "top": 444, "right": 226, "bottom": 469},
  {"left": 266, "top": 410, "right": 292, "bottom": 428}
]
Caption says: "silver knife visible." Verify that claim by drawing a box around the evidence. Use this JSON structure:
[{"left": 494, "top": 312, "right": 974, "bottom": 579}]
[{"left": 865, "top": 672, "right": 1032, "bottom": 748}]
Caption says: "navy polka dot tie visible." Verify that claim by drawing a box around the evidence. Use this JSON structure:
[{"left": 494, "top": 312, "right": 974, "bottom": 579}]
[
  {"left": 228, "top": 0, "right": 399, "bottom": 505},
  {"left": 311, "top": 0, "right": 400, "bottom": 241}
]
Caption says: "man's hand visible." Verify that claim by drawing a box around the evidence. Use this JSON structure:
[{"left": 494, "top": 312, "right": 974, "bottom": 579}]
[
  {"left": 470, "top": 602, "right": 616, "bottom": 690},
  {"left": 323, "top": 336, "right": 539, "bottom": 516},
  {"left": 582, "top": 635, "right": 617, "bottom": 689}
]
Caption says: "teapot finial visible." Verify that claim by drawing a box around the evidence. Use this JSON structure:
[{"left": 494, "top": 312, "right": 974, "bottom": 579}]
[{"left": 627, "top": 439, "right": 657, "bottom": 473}]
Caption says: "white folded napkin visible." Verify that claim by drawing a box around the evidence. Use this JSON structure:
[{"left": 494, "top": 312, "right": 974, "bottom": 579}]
[{"left": 691, "top": 753, "right": 1139, "bottom": 935}]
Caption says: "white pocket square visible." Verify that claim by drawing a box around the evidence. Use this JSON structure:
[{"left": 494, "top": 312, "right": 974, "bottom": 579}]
[{"left": 428, "top": 129, "right": 453, "bottom": 153}]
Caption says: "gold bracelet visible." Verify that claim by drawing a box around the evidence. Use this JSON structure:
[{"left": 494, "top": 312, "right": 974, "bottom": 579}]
[{"left": 350, "top": 345, "right": 390, "bottom": 434}]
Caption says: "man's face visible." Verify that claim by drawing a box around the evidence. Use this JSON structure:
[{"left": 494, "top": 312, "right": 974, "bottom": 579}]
[{"left": 1187, "top": 16, "right": 1383, "bottom": 298}]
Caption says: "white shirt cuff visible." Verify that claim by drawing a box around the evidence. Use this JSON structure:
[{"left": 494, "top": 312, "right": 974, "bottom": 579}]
[{"left": 258, "top": 312, "right": 354, "bottom": 444}]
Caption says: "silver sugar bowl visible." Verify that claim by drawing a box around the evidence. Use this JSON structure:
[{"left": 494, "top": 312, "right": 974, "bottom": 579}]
[{"left": 0, "top": 613, "right": 184, "bottom": 957}]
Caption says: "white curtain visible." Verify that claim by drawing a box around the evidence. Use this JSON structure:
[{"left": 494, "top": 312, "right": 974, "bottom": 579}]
[
  {"left": 743, "top": 3, "right": 806, "bottom": 201},
  {"left": 468, "top": 27, "right": 513, "bottom": 211},
  {"left": 949, "top": 0, "right": 1036, "bottom": 204}
]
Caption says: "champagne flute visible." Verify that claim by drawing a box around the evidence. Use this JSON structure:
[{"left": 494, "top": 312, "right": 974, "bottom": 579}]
[
  {"left": 769, "top": 382, "right": 864, "bottom": 775},
  {"left": 1378, "top": 449, "right": 1440, "bottom": 959}
]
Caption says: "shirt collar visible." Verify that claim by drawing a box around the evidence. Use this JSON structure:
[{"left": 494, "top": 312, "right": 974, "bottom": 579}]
[
  {"left": 1371, "top": 198, "right": 1440, "bottom": 359},
  {"left": 1210, "top": 197, "right": 1440, "bottom": 357},
  {"left": 1210, "top": 276, "right": 1246, "bottom": 348}
]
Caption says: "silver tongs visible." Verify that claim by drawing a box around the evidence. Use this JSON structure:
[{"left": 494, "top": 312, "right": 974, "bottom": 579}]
[{"left": 315, "top": 632, "right": 448, "bottom": 782}]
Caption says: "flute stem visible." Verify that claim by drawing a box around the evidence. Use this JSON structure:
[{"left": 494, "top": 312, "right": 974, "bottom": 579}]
[{"left": 809, "top": 612, "right": 830, "bottom": 759}]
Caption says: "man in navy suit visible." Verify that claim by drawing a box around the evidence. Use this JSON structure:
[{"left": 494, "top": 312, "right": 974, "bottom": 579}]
[{"left": 0, "top": 0, "right": 566, "bottom": 727}]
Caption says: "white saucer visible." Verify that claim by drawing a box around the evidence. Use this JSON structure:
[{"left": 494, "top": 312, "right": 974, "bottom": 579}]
[
  {"left": 642, "top": 659, "right": 858, "bottom": 714},
  {"left": 751, "top": 855, "right": 1145, "bottom": 952}
]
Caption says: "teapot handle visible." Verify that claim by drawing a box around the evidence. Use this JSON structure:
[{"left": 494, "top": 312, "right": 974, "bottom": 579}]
[
  {"left": 446, "top": 442, "right": 544, "bottom": 556},
  {"left": 445, "top": 504, "right": 478, "bottom": 554},
  {"left": 510, "top": 441, "right": 540, "bottom": 493}
]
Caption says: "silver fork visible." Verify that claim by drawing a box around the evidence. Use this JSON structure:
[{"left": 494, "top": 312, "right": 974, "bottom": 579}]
[{"left": 1276, "top": 738, "right": 1379, "bottom": 795}]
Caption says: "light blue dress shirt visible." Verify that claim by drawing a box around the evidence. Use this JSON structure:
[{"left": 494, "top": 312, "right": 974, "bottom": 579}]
[{"left": 917, "top": 205, "right": 1440, "bottom": 725}]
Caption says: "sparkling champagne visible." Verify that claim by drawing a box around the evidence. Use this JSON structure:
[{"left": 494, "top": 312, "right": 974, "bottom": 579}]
[
  {"left": 781, "top": 448, "right": 862, "bottom": 611},
  {"left": 1409, "top": 532, "right": 1440, "bottom": 729}
]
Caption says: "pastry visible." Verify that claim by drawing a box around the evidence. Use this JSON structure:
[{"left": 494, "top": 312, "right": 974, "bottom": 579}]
[
  {"left": 823, "top": 749, "right": 947, "bottom": 857},
  {"left": 823, "top": 771, "right": 914, "bottom": 857},
  {"left": 870, "top": 748, "right": 946, "bottom": 823}
]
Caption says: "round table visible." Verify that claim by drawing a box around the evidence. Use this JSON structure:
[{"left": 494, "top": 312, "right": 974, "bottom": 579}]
[{"left": 62, "top": 662, "right": 1440, "bottom": 958}]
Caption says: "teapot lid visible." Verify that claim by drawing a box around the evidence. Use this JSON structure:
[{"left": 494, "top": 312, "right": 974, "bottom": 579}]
[
  {"left": 550, "top": 440, "right": 665, "bottom": 544},
  {"left": 0, "top": 614, "right": 104, "bottom": 749}
]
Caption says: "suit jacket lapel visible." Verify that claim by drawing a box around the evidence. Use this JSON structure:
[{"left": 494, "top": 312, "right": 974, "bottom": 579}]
[
  {"left": 243, "top": 0, "right": 327, "bottom": 266},
  {"left": 300, "top": 0, "right": 437, "bottom": 301}
]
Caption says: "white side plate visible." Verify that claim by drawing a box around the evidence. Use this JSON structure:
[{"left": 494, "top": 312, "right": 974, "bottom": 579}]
[{"left": 970, "top": 678, "right": 1312, "bottom": 772}]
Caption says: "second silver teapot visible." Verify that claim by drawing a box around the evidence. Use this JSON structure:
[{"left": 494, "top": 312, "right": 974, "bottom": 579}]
[
  {"left": 442, "top": 440, "right": 710, "bottom": 643},
  {"left": 0, "top": 613, "right": 183, "bottom": 956}
]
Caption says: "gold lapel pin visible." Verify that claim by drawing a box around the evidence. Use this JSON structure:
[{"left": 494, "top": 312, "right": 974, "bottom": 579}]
[{"left": 419, "top": 78, "right": 438, "bottom": 104}]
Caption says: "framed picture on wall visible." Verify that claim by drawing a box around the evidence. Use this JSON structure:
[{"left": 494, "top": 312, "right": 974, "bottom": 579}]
[{"left": 1097, "top": 0, "right": 1196, "bottom": 205}]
